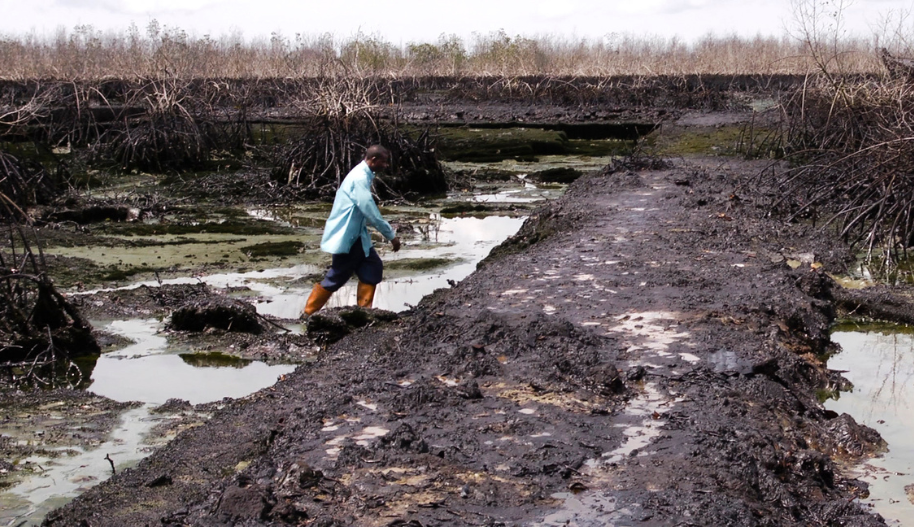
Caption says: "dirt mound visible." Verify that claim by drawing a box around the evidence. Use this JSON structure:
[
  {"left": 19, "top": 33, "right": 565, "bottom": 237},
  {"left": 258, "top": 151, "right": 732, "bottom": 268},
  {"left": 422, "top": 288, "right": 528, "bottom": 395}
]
[{"left": 169, "top": 297, "right": 264, "bottom": 334}]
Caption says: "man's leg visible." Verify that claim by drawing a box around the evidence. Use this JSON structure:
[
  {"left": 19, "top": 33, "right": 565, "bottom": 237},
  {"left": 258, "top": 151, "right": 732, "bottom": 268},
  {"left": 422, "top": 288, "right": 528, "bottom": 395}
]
[
  {"left": 354, "top": 248, "right": 383, "bottom": 308},
  {"left": 302, "top": 283, "right": 333, "bottom": 317},
  {"left": 302, "top": 243, "right": 363, "bottom": 317}
]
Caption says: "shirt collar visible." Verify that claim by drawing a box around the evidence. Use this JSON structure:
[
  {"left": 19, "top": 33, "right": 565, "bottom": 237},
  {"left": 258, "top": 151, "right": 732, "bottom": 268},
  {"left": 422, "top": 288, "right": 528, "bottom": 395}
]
[{"left": 361, "top": 160, "right": 375, "bottom": 180}]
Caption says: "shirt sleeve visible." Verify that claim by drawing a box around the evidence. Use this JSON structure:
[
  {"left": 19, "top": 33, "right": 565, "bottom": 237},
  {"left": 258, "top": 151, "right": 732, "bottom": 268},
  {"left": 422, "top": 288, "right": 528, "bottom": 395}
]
[{"left": 350, "top": 175, "right": 396, "bottom": 241}]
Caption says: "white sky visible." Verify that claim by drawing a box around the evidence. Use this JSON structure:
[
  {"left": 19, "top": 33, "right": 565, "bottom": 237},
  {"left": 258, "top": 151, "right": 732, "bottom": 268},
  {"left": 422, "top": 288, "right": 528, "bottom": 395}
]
[{"left": 2, "top": 0, "right": 913, "bottom": 45}]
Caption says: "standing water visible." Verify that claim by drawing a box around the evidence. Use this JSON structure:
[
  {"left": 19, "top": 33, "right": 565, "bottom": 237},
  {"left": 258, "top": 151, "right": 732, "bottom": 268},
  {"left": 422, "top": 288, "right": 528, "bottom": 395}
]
[
  {"left": 0, "top": 318, "right": 297, "bottom": 526},
  {"left": 827, "top": 322, "right": 914, "bottom": 526}
]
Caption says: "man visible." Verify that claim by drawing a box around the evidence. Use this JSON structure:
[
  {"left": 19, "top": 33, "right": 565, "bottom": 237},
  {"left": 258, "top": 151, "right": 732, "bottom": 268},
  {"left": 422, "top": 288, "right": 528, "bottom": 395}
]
[{"left": 301, "top": 145, "right": 401, "bottom": 318}]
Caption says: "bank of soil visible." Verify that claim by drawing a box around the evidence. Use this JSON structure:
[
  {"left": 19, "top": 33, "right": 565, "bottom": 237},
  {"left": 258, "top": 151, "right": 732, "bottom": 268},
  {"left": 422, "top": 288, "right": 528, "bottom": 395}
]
[{"left": 45, "top": 153, "right": 887, "bottom": 525}]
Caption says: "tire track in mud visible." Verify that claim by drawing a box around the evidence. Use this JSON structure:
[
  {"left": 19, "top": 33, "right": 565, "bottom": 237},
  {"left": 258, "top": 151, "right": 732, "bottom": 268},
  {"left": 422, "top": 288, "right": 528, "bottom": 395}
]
[{"left": 46, "top": 161, "right": 886, "bottom": 526}]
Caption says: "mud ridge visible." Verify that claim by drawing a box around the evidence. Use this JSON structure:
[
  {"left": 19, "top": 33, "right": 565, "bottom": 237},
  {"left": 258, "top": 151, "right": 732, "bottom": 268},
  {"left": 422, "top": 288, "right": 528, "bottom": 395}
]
[{"left": 45, "top": 157, "right": 885, "bottom": 526}]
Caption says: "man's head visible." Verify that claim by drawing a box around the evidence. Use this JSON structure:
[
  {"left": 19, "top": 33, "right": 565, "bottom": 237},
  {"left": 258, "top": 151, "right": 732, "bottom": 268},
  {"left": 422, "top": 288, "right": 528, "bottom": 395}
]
[{"left": 365, "top": 145, "right": 390, "bottom": 173}]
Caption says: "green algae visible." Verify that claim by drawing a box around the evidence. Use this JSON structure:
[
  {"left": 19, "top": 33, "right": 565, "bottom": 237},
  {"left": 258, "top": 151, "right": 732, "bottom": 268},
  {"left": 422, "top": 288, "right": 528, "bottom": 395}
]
[
  {"left": 96, "top": 219, "right": 295, "bottom": 237},
  {"left": 240, "top": 241, "right": 305, "bottom": 259},
  {"left": 645, "top": 124, "right": 778, "bottom": 158},
  {"left": 566, "top": 138, "right": 633, "bottom": 157},
  {"left": 385, "top": 257, "right": 457, "bottom": 271}
]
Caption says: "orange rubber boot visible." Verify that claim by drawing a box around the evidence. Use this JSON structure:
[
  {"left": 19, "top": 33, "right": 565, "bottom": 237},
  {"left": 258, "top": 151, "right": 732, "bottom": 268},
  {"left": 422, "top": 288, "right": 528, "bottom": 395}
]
[
  {"left": 357, "top": 281, "right": 376, "bottom": 308},
  {"left": 302, "top": 283, "right": 333, "bottom": 318}
]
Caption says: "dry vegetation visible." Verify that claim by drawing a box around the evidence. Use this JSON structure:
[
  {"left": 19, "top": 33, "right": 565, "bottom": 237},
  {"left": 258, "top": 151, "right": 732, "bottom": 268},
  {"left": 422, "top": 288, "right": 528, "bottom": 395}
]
[
  {"left": 763, "top": 1, "right": 914, "bottom": 271},
  {"left": 0, "top": 24, "right": 890, "bottom": 79},
  {"left": 777, "top": 72, "right": 914, "bottom": 268},
  {"left": 0, "top": 225, "right": 98, "bottom": 388}
]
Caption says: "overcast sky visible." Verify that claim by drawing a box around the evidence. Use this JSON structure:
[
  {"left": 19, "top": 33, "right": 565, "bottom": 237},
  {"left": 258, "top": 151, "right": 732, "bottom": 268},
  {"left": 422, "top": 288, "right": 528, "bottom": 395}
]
[{"left": 2, "top": 0, "right": 913, "bottom": 44}]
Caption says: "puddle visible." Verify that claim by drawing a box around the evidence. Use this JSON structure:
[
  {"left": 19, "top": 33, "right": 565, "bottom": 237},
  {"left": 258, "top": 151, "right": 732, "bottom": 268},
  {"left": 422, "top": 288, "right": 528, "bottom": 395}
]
[
  {"left": 535, "top": 492, "right": 650, "bottom": 526},
  {"left": 0, "top": 319, "right": 296, "bottom": 526},
  {"left": 828, "top": 324, "right": 914, "bottom": 526},
  {"left": 708, "top": 348, "right": 754, "bottom": 375},
  {"left": 88, "top": 319, "right": 296, "bottom": 405},
  {"left": 585, "top": 383, "right": 668, "bottom": 469},
  {"left": 535, "top": 310, "right": 689, "bottom": 524}
]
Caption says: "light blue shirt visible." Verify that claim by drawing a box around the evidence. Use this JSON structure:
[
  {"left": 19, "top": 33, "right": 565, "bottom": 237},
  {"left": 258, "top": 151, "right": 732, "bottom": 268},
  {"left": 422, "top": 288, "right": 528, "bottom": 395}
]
[{"left": 320, "top": 160, "right": 396, "bottom": 256}]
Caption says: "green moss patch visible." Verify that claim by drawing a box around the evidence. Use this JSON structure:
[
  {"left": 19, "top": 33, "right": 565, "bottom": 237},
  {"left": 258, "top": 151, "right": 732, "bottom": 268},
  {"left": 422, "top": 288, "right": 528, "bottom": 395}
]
[
  {"left": 97, "top": 219, "right": 294, "bottom": 237},
  {"left": 240, "top": 241, "right": 305, "bottom": 259},
  {"left": 647, "top": 124, "right": 774, "bottom": 157},
  {"left": 385, "top": 257, "right": 457, "bottom": 271}
]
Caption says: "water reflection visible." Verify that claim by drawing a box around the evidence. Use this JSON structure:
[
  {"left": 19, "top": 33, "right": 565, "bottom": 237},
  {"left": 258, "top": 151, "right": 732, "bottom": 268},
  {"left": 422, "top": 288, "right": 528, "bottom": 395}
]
[
  {"left": 828, "top": 325, "right": 914, "bottom": 526},
  {"left": 88, "top": 319, "right": 296, "bottom": 405},
  {"left": 472, "top": 183, "right": 553, "bottom": 203}
]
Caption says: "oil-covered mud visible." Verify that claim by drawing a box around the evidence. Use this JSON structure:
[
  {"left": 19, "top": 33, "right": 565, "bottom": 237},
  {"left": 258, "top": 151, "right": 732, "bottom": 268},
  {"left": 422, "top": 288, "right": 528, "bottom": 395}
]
[{"left": 45, "top": 154, "right": 888, "bottom": 525}]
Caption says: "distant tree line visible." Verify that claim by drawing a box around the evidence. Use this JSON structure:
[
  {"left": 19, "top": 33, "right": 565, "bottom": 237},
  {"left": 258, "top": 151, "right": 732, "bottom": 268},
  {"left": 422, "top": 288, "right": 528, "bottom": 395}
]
[{"left": 0, "top": 22, "right": 892, "bottom": 79}]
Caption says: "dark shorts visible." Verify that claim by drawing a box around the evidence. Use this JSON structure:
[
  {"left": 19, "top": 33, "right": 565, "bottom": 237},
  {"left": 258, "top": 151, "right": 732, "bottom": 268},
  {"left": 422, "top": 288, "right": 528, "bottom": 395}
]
[{"left": 319, "top": 241, "right": 383, "bottom": 292}]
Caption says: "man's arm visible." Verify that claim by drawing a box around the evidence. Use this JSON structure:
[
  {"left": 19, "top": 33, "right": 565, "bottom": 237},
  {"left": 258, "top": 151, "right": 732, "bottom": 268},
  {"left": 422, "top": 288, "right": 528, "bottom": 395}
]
[{"left": 351, "top": 176, "right": 398, "bottom": 243}]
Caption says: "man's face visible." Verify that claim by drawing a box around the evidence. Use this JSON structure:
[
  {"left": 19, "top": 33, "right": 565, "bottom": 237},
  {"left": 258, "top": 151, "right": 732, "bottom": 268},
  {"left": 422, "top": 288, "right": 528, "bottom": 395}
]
[{"left": 367, "top": 154, "right": 390, "bottom": 173}]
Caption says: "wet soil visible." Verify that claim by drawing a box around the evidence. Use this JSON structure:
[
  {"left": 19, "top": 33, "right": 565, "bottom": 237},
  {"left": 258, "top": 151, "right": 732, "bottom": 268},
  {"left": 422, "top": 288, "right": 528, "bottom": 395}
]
[{"left": 43, "top": 145, "right": 888, "bottom": 525}]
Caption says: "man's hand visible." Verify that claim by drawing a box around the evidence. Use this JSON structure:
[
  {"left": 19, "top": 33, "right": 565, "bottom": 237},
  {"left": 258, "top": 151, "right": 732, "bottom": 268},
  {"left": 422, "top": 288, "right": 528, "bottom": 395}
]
[{"left": 391, "top": 237, "right": 401, "bottom": 252}]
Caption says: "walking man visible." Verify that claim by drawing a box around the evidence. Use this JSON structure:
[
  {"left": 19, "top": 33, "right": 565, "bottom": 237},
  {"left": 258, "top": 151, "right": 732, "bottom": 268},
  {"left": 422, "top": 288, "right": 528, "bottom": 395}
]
[{"left": 302, "top": 145, "right": 401, "bottom": 318}]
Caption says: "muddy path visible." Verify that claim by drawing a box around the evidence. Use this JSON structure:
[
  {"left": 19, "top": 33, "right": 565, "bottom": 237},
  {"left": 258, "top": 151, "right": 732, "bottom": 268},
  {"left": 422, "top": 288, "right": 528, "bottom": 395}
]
[{"left": 42, "top": 153, "right": 887, "bottom": 526}]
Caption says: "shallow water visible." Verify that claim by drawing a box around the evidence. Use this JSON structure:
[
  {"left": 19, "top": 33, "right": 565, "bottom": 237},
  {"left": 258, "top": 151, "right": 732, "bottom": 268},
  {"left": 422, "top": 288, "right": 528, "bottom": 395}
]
[
  {"left": 472, "top": 182, "right": 561, "bottom": 203},
  {"left": 0, "top": 319, "right": 296, "bottom": 526},
  {"left": 1, "top": 407, "right": 152, "bottom": 526},
  {"left": 828, "top": 324, "right": 914, "bottom": 526}
]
